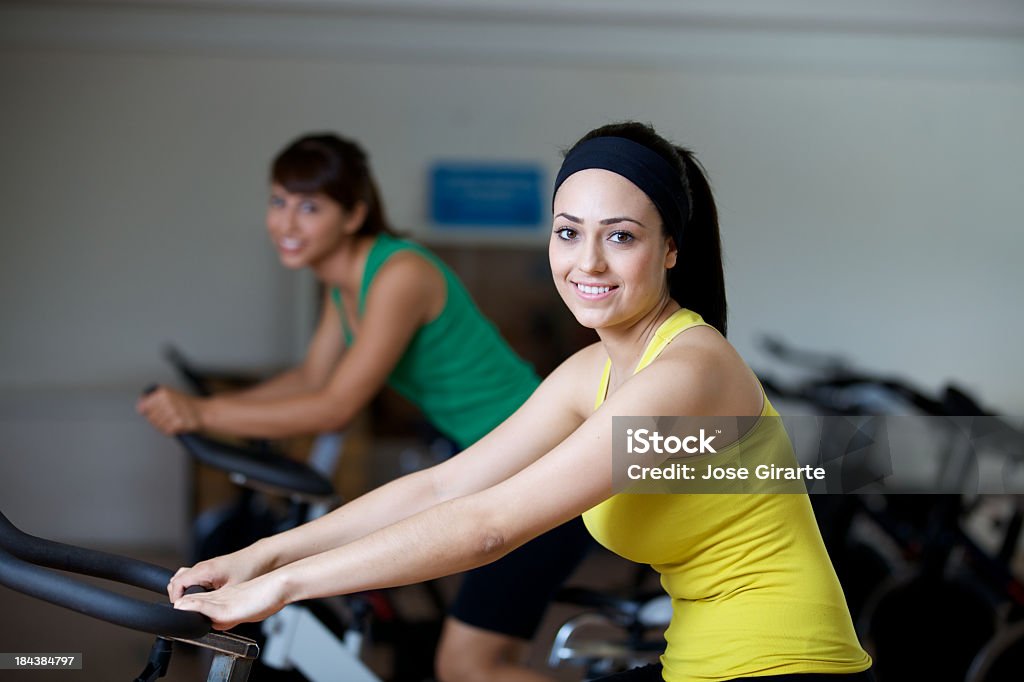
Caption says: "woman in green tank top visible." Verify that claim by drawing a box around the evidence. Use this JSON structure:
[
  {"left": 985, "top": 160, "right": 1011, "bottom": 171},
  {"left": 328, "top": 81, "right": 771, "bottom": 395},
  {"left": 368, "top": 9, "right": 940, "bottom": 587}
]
[
  {"left": 166, "top": 124, "right": 874, "bottom": 682},
  {"left": 138, "top": 133, "right": 589, "bottom": 682},
  {"left": 137, "top": 134, "right": 535, "bottom": 449}
]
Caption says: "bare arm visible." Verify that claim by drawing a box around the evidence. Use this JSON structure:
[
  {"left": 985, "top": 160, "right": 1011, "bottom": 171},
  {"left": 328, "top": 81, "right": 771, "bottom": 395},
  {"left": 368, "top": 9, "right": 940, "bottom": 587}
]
[
  {"left": 173, "top": 346, "right": 749, "bottom": 629},
  {"left": 224, "top": 368, "right": 309, "bottom": 401},
  {"left": 140, "top": 253, "right": 441, "bottom": 438},
  {"left": 171, "top": 347, "right": 597, "bottom": 589}
]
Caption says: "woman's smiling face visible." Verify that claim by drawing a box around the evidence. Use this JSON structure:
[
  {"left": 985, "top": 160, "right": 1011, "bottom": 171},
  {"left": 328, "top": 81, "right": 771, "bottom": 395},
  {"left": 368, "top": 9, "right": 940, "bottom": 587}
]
[
  {"left": 266, "top": 183, "right": 360, "bottom": 270},
  {"left": 549, "top": 168, "right": 678, "bottom": 332}
]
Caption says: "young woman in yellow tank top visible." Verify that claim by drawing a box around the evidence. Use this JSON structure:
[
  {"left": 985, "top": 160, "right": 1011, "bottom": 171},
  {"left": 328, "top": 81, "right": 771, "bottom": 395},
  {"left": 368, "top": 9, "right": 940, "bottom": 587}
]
[{"left": 167, "top": 122, "right": 875, "bottom": 681}]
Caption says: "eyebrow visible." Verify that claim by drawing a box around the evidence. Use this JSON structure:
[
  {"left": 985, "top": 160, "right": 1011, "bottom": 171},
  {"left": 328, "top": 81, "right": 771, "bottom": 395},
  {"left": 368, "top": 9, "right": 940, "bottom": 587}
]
[
  {"left": 269, "top": 189, "right": 320, "bottom": 200},
  {"left": 554, "top": 213, "right": 647, "bottom": 228}
]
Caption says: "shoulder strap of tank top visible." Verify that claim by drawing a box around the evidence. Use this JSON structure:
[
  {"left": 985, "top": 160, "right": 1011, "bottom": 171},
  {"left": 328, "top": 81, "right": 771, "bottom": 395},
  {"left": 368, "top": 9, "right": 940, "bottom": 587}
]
[
  {"left": 594, "top": 361, "right": 613, "bottom": 411},
  {"left": 635, "top": 308, "right": 709, "bottom": 372},
  {"left": 358, "top": 233, "right": 406, "bottom": 315},
  {"left": 593, "top": 308, "right": 710, "bottom": 410},
  {"left": 332, "top": 233, "right": 397, "bottom": 342},
  {"left": 330, "top": 287, "right": 354, "bottom": 345}
]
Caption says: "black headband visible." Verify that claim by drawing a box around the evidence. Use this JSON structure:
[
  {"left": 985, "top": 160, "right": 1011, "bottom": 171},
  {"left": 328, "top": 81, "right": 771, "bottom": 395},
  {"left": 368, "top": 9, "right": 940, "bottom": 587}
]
[{"left": 553, "top": 136, "right": 689, "bottom": 245}]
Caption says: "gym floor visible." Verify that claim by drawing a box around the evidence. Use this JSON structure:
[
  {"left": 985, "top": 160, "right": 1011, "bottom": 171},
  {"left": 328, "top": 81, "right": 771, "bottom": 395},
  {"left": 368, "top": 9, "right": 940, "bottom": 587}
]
[{"left": 0, "top": 544, "right": 645, "bottom": 682}]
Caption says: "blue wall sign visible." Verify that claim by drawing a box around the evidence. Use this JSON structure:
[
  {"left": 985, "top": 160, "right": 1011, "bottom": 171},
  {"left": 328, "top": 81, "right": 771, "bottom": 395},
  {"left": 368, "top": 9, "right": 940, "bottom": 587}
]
[{"left": 430, "top": 163, "right": 545, "bottom": 228}]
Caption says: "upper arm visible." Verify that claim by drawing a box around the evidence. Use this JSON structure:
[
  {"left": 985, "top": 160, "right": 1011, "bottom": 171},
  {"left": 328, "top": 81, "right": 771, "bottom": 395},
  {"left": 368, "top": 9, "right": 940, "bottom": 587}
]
[
  {"left": 473, "top": 349, "right": 758, "bottom": 547},
  {"left": 317, "top": 253, "right": 444, "bottom": 427},
  {"left": 426, "top": 345, "right": 601, "bottom": 502}
]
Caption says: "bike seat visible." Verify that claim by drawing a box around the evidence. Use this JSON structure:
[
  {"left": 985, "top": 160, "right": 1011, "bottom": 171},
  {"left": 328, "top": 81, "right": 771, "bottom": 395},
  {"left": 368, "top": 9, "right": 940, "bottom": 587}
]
[{"left": 177, "top": 433, "right": 335, "bottom": 501}]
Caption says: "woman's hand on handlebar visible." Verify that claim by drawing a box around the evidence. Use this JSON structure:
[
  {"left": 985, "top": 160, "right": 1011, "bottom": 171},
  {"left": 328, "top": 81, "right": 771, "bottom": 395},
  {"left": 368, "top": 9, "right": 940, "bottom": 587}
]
[
  {"left": 173, "top": 573, "right": 288, "bottom": 631},
  {"left": 167, "top": 546, "right": 270, "bottom": 602},
  {"left": 137, "top": 386, "right": 203, "bottom": 435}
]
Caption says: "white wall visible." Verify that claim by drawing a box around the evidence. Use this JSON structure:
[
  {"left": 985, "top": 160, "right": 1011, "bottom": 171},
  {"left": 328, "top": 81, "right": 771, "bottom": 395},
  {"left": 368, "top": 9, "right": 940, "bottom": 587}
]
[{"left": 1, "top": 0, "right": 1022, "bottom": 543}]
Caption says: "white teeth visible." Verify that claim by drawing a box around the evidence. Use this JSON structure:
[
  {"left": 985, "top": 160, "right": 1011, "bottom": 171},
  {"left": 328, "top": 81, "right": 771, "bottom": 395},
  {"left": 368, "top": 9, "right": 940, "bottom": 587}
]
[
  {"left": 280, "top": 238, "right": 302, "bottom": 249},
  {"left": 577, "top": 283, "right": 611, "bottom": 295}
]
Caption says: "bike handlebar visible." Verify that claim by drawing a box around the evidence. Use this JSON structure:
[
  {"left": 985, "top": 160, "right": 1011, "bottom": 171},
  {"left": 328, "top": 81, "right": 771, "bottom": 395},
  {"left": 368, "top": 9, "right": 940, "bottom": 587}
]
[{"left": 0, "top": 510, "right": 210, "bottom": 639}]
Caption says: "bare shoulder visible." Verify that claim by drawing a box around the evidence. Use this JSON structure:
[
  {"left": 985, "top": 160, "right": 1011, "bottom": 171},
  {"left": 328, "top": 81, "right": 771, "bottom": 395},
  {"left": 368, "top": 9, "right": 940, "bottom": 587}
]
[
  {"left": 638, "top": 325, "right": 764, "bottom": 417},
  {"left": 364, "top": 248, "right": 446, "bottom": 322},
  {"left": 373, "top": 248, "right": 444, "bottom": 288},
  {"left": 541, "top": 341, "right": 609, "bottom": 419}
]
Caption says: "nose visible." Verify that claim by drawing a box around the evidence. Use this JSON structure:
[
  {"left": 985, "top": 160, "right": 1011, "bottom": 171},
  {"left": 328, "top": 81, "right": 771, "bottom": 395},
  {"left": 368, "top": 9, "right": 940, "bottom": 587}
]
[
  {"left": 579, "top": 237, "right": 607, "bottom": 274},
  {"left": 268, "top": 205, "right": 297, "bottom": 236}
]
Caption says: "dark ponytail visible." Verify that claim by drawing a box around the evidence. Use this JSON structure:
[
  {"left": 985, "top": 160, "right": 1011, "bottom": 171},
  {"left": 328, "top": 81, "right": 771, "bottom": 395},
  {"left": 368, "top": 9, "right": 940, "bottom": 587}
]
[
  {"left": 672, "top": 146, "right": 727, "bottom": 337},
  {"left": 567, "top": 122, "right": 727, "bottom": 336},
  {"left": 271, "top": 133, "right": 395, "bottom": 237}
]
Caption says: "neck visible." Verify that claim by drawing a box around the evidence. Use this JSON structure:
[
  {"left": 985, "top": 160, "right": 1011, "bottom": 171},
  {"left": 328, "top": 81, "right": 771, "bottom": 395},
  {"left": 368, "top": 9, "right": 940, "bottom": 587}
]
[
  {"left": 597, "top": 295, "right": 680, "bottom": 385},
  {"left": 311, "top": 233, "right": 377, "bottom": 291}
]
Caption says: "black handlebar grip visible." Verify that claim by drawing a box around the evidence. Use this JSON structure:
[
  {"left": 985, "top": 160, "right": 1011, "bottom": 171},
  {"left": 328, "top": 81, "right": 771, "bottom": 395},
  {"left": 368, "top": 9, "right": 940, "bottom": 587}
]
[
  {"left": 0, "top": 511, "right": 169, "bottom": 593},
  {"left": 0, "top": 510, "right": 211, "bottom": 638},
  {"left": 0, "top": 545, "right": 210, "bottom": 639}
]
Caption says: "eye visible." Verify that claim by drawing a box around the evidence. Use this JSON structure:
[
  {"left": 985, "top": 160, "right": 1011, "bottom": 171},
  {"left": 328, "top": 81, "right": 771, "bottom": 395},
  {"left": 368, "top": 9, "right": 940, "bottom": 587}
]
[
  {"left": 299, "top": 199, "right": 319, "bottom": 214},
  {"left": 608, "top": 230, "right": 634, "bottom": 244},
  {"left": 268, "top": 195, "right": 285, "bottom": 209},
  {"left": 554, "top": 227, "right": 578, "bottom": 241}
]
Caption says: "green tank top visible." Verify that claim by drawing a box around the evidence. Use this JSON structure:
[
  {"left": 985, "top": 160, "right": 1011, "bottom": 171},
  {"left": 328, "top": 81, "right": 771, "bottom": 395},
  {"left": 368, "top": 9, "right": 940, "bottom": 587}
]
[
  {"left": 583, "top": 308, "right": 872, "bottom": 681},
  {"left": 331, "top": 233, "right": 539, "bottom": 448}
]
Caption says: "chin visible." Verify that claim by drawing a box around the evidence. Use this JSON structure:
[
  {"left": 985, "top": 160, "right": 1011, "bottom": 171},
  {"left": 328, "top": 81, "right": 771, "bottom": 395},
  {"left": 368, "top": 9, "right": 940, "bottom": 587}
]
[
  {"left": 566, "top": 309, "right": 610, "bottom": 330},
  {"left": 277, "top": 254, "right": 308, "bottom": 270}
]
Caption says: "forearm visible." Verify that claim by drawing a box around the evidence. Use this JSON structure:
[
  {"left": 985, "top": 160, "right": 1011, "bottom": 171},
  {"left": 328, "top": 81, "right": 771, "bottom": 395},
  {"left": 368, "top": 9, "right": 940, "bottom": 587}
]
[
  {"left": 277, "top": 495, "right": 514, "bottom": 603},
  {"left": 227, "top": 368, "right": 315, "bottom": 402},
  {"left": 247, "top": 465, "right": 445, "bottom": 570},
  {"left": 197, "top": 390, "right": 353, "bottom": 439}
]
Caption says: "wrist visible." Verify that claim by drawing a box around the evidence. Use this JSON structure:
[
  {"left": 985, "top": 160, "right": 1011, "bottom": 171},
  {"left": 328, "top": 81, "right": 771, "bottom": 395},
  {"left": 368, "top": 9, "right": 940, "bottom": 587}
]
[
  {"left": 249, "top": 536, "right": 282, "bottom": 573},
  {"left": 193, "top": 396, "right": 215, "bottom": 431},
  {"left": 271, "top": 564, "right": 303, "bottom": 606}
]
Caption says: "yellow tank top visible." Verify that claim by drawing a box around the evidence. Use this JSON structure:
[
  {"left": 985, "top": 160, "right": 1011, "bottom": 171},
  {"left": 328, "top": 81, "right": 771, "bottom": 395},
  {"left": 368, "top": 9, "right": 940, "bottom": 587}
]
[{"left": 582, "top": 308, "right": 872, "bottom": 681}]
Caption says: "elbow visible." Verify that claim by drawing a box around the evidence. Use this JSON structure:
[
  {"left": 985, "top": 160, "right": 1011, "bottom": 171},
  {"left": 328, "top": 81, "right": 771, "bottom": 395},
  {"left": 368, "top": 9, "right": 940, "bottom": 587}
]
[
  {"left": 469, "top": 529, "right": 510, "bottom": 568},
  {"left": 445, "top": 494, "right": 522, "bottom": 568},
  {"left": 313, "top": 391, "right": 354, "bottom": 433},
  {"left": 468, "top": 508, "right": 515, "bottom": 564},
  {"left": 478, "top": 529, "right": 509, "bottom": 560},
  {"left": 320, "top": 412, "right": 351, "bottom": 434}
]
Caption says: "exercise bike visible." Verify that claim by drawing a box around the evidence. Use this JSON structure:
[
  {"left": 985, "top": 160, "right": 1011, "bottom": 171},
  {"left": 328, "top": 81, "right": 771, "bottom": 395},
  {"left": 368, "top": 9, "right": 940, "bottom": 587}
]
[
  {"left": 757, "top": 336, "right": 1024, "bottom": 682},
  {"left": 161, "top": 345, "right": 346, "bottom": 563},
  {"left": 547, "top": 583, "right": 671, "bottom": 679}
]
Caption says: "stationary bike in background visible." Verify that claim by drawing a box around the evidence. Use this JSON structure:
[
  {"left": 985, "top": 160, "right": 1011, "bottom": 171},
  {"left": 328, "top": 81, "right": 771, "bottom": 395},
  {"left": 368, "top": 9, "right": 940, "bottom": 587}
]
[
  {"left": 546, "top": 583, "right": 671, "bottom": 680},
  {"left": 757, "top": 336, "right": 1024, "bottom": 682},
  {"left": 154, "top": 347, "right": 445, "bottom": 681},
  {"left": 162, "top": 345, "right": 345, "bottom": 563},
  {"left": 160, "top": 422, "right": 383, "bottom": 682}
]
